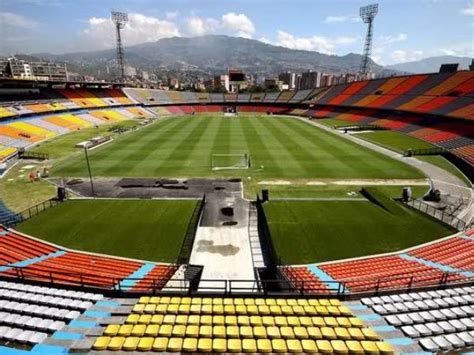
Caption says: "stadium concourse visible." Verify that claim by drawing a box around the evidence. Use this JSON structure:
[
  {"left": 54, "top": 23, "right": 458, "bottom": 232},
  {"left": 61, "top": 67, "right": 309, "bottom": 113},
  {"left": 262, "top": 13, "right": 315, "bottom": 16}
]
[{"left": 0, "top": 70, "right": 472, "bottom": 353}]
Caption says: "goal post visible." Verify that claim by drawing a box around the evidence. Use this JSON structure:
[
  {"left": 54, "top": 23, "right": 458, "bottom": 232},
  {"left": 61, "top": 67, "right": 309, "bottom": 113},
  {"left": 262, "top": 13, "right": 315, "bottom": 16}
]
[{"left": 211, "top": 153, "right": 250, "bottom": 171}]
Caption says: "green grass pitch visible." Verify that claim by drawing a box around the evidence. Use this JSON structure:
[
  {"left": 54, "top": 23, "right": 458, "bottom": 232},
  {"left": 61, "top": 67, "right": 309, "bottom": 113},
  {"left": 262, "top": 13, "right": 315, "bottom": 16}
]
[
  {"left": 51, "top": 115, "right": 424, "bottom": 179},
  {"left": 15, "top": 199, "right": 198, "bottom": 263},
  {"left": 264, "top": 199, "right": 454, "bottom": 264}
]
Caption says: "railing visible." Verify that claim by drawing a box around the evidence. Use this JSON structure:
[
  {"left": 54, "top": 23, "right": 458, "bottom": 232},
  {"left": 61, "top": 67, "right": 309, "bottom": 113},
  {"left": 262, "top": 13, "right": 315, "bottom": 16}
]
[
  {"left": 176, "top": 195, "right": 206, "bottom": 264},
  {"left": 405, "top": 199, "right": 467, "bottom": 230},
  {"left": 404, "top": 147, "right": 447, "bottom": 157},
  {"left": 0, "top": 198, "right": 62, "bottom": 228},
  {"left": 18, "top": 150, "right": 49, "bottom": 160}
]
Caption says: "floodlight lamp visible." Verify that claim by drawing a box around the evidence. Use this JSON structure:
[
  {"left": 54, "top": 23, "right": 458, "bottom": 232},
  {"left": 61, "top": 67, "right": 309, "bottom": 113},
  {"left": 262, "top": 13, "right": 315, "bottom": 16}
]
[
  {"left": 111, "top": 11, "right": 128, "bottom": 28},
  {"left": 360, "top": 4, "right": 378, "bottom": 23}
]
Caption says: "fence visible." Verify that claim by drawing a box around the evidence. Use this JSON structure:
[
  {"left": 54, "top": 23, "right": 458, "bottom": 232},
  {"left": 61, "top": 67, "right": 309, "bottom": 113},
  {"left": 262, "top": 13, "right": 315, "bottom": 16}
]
[
  {"left": 176, "top": 195, "right": 206, "bottom": 264},
  {"left": 404, "top": 147, "right": 446, "bottom": 157},
  {"left": 18, "top": 151, "right": 49, "bottom": 160},
  {"left": 405, "top": 199, "right": 467, "bottom": 230},
  {"left": 0, "top": 198, "right": 62, "bottom": 228}
]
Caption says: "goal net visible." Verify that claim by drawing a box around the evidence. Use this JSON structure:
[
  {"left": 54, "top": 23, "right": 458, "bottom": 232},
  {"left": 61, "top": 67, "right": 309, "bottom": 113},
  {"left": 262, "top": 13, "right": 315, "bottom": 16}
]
[{"left": 211, "top": 153, "right": 250, "bottom": 171}]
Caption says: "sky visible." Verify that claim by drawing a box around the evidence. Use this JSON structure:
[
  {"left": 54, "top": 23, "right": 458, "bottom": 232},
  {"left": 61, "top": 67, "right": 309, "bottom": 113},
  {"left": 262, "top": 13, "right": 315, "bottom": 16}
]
[{"left": 0, "top": 0, "right": 473, "bottom": 65}]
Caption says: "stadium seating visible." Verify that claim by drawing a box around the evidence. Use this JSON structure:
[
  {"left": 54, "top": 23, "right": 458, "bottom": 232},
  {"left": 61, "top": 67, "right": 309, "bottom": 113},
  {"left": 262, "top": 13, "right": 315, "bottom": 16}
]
[
  {"left": 360, "top": 286, "right": 474, "bottom": 353},
  {"left": 92, "top": 295, "right": 394, "bottom": 353}
]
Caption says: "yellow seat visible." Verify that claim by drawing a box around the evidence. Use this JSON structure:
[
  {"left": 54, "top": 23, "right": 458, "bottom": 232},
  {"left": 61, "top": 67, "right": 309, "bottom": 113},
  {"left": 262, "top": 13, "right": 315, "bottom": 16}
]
[
  {"left": 309, "top": 299, "right": 320, "bottom": 306},
  {"left": 346, "top": 340, "right": 364, "bottom": 354},
  {"left": 294, "top": 326, "right": 309, "bottom": 339},
  {"left": 337, "top": 317, "right": 351, "bottom": 328},
  {"left": 237, "top": 315, "right": 250, "bottom": 326},
  {"left": 307, "top": 326, "right": 323, "bottom": 339},
  {"left": 178, "top": 304, "right": 190, "bottom": 314},
  {"left": 349, "top": 317, "right": 365, "bottom": 327},
  {"left": 293, "top": 305, "right": 305, "bottom": 315},
  {"left": 181, "top": 297, "right": 191, "bottom": 304},
  {"left": 213, "top": 325, "right": 226, "bottom": 338},
  {"left": 272, "top": 338, "right": 287, "bottom": 353},
  {"left": 377, "top": 341, "right": 395, "bottom": 354},
  {"left": 235, "top": 305, "right": 247, "bottom": 314},
  {"left": 201, "top": 315, "right": 212, "bottom": 325},
  {"left": 213, "top": 298, "right": 223, "bottom": 305},
  {"left": 275, "top": 316, "right": 288, "bottom": 326},
  {"left": 328, "top": 306, "right": 341, "bottom": 316},
  {"left": 330, "top": 299, "right": 341, "bottom": 306},
  {"left": 247, "top": 305, "right": 258, "bottom": 315},
  {"left": 200, "top": 325, "right": 212, "bottom": 338},
  {"left": 144, "top": 304, "right": 156, "bottom": 313},
  {"left": 190, "top": 304, "right": 201, "bottom": 314},
  {"left": 335, "top": 327, "right": 350, "bottom": 340},
  {"left": 227, "top": 338, "right": 242, "bottom": 353},
  {"left": 253, "top": 326, "right": 267, "bottom": 339},
  {"left": 93, "top": 336, "right": 110, "bottom": 350},
  {"left": 137, "top": 337, "right": 153, "bottom": 351},
  {"left": 361, "top": 341, "right": 379, "bottom": 354},
  {"left": 270, "top": 305, "right": 282, "bottom": 315},
  {"left": 213, "top": 315, "right": 225, "bottom": 325},
  {"left": 125, "top": 314, "right": 139, "bottom": 324},
  {"left": 316, "top": 306, "right": 329, "bottom": 316},
  {"left": 282, "top": 306, "right": 293, "bottom": 315},
  {"left": 312, "top": 316, "right": 325, "bottom": 327},
  {"left": 225, "top": 315, "right": 237, "bottom": 325},
  {"left": 224, "top": 305, "right": 236, "bottom": 314},
  {"left": 122, "top": 337, "right": 139, "bottom": 351},
  {"left": 321, "top": 327, "right": 337, "bottom": 339},
  {"left": 287, "top": 339, "right": 303, "bottom": 353},
  {"left": 262, "top": 316, "right": 275, "bottom": 326},
  {"left": 185, "top": 325, "right": 199, "bottom": 338},
  {"left": 233, "top": 298, "right": 244, "bottom": 305},
  {"left": 152, "top": 337, "right": 168, "bottom": 351},
  {"left": 159, "top": 296, "right": 171, "bottom": 304},
  {"left": 242, "top": 339, "right": 257, "bottom": 353},
  {"left": 213, "top": 338, "right": 227, "bottom": 353},
  {"left": 131, "top": 324, "right": 146, "bottom": 336},
  {"left": 167, "top": 337, "right": 183, "bottom": 352},
  {"left": 144, "top": 325, "right": 159, "bottom": 336},
  {"left": 117, "top": 324, "right": 133, "bottom": 336},
  {"left": 304, "top": 306, "right": 317, "bottom": 315},
  {"left": 301, "top": 339, "right": 318, "bottom": 353},
  {"left": 223, "top": 298, "right": 233, "bottom": 305},
  {"left": 170, "top": 297, "right": 181, "bottom": 304},
  {"left": 348, "top": 328, "right": 365, "bottom": 340},
  {"left": 298, "top": 299, "right": 309, "bottom": 306},
  {"left": 190, "top": 297, "right": 201, "bottom": 304},
  {"left": 257, "top": 339, "right": 272, "bottom": 353},
  {"left": 138, "top": 296, "right": 150, "bottom": 304},
  {"left": 158, "top": 324, "right": 172, "bottom": 337},
  {"left": 254, "top": 298, "right": 265, "bottom": 306},
  {"left": 103, "top": 324, "right": 119, "bottom": 336},
  {"left": 107, "top": 336, "right": 125, "bottom": 351},
  {"left": 149, "top": 296, "right": 160, "bottom": 304},
  {"left": 202, "top": 298, "right": 213, "bottom": 305},
  {"left": 132, "top": 304, "right": 145, "bottom": 313},
  {"left": 244, "top": 298, "right": 255, "bottom": 305},
  {"left": 300, "top": 316, "right": 313, "bottom": 327},
  {"left": 324, "top": 317, "right": 338, "bottom": 327},
  {"left": 150, "top": 314, "right": 164, "bottom": 324},
  {"left": 319, "top": 299, "right": 331, "bottom": 306},
  {"left": 287, "top": 316, "right": 301, "bottom": 327},
  {"left": 258, "top": 305, "right": 270, "bottom": 315},
  {"left": 175, "top": 315, "right": 188, "bottom": 325},
  {"left": 240, "top": 326, "right": 253, "bottom": 338},
  {"left": 166, "top": 304, "right": 178, "bottom": 314},
  {"left": 172, "top": 325, "right": 186, "bottom": 337},
  {"left": 338, "top": 306, "right": 352, "bottom": 316},
  {"left": 316, "top": 339, "right": 334, "bottom": 353},
  {"left": 155, "top": 304, "right": 168, "bottom": 314},
  {"left": 138, "top": 314, "right": 152, "bottom": 324},
  {"left": 201, "top": 304, "right": 212, "bottom": 314},
  {"left": 187, "top": 315, "right": 200, "bottom": 325},
  {"left": 198, "top": 338, "right": 212, "bottom": 352},
  {"left": 163, "top": 314, "right": 176, "bottom": 324},
  {"left": 250, "top": 316, "right": 263, "bottom": 326},
  {"left": 331, "top": 340, "right": 349, "bottom": 354},
  {"left": 265, "top": 299, "right": 276, "bottom": 306},
  {"left": 226, "top": 326, "right": 239, "bottom": 338},
  {"left": 267, "top": 326, "right": 281, "bottom": 339},
  {"left": 275, "top": 298, "right": 287, "bottom": 306},
  {"left": 362, "top": 328, "right": 379, "bottom": 340},
  {"left": 280, "top": 326, "right": 295, "bottom": 339},
  {"left": 182, "top": 338, "right": 197, "bottom": 352}
]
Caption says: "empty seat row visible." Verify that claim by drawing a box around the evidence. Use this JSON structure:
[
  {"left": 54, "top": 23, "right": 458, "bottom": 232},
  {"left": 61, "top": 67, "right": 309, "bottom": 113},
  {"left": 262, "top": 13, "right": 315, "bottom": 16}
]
[
  {"left": 0, "top": 326, "right": 47, "bottom": 345},
  {"left": 401, "top": 318, "right": 473, "bottom": 337},
  {"left": 0, "top": 280, "right": 103, "bottom": 301},
  {"left": 419, "top": 331, "right": 474, "bottom": 352},
  {"left": 93, "top": 336, "right": 394, "bottom": 353},
  {"left": 0, "top": 312, "right": 64, "bottom": 333},
  {"left": 0, "top": 300, "right": 80, "bottom": 321},
  {"left": 371, "top": 295, "right": 473, "bottom": 315},
  {"left": 386, "top": 307, "right": 474, "bottom": 326},
  {"left": 0, "top": 288, "right": 93, "bottom": 310}
]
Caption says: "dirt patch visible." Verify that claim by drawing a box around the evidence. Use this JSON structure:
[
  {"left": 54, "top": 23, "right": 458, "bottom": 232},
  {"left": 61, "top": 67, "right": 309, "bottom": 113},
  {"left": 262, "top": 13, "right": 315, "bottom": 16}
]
[
  {"left": 332, "top": 179, "right": 429, "bottom": 186},
  {"left": 258, "top": 180, "right": 291, "bottom": 185}
]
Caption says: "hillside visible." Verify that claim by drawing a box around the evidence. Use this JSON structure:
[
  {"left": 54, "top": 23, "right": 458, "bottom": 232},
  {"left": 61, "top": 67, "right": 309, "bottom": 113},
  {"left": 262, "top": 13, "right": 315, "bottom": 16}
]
[{"left": 386, "top": 56, "right": 472, "bottom": 74}]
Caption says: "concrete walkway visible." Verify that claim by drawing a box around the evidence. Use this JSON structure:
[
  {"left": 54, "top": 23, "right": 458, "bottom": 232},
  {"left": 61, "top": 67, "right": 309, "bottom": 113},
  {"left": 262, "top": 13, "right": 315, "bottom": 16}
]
[{"left": 295, "top": 117, "right": 473, "bottom": 225}]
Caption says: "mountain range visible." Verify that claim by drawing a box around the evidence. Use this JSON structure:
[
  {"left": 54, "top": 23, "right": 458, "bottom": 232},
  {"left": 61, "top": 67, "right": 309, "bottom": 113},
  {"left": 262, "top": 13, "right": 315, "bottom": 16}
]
[{"left": 386, "top": 56, "right": 472, "bottom": 74}]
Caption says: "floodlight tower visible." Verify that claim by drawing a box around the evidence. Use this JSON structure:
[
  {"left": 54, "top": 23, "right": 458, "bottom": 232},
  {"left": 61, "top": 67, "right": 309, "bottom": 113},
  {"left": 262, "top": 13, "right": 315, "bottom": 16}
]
[
  {"left": 111, "top": 11, "right": 128, "bottom": 80},
  {"left": 359, "top": 3, "right": 378, "bottom": 75}
]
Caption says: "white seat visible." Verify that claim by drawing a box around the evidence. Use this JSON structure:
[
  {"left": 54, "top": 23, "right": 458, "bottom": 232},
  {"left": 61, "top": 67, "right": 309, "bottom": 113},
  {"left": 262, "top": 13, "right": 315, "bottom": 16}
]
[
  {"left": 445, "top": 334, "right": 464, "bottom": 348},
  {"left": 452, "top": 296, "right": 468, "bottom": 305},
  {"left": 409, "top": 293, "right": 423, "bottom": 301},
  {"left": 423, "top": 299, "right": 438, "bottom": 309},
  {"left": 418, "top": 311, "right": 435, "bottom": 322},
  {"left": 413, "top": 300, "right": 429, "bottom": 310},
  {"left": 0, "top": 326, "right": 10, "bottom": 338},
  {"left": 388, "top": 294, "right": 403, "bottom": 303},
  {"left": 425, "top": 322, "right": 443, "bottom": 335},
  {"left": 401, "top": 325, "right": 419, "bottom": 338},
  {"left": 458, "top": 331, "right": 474, "bottom": 346},
  {"left": 419, "top": 291, "right": 432, "bottom": 299},
  {"left": 461, "top": 306, "right": 474, "bottom": 316},
  {"left": 413, "top": 324, "right": 431, "bottom": 337},
  {"left": 462, "top": 294, "right": 474, "bottom": 303},
  {"left": 429, "top": 310, "right": 446, "bottom": 321},
  {"left": 78, "top": 301, "right": 93, "bottom": 310},
  {"left": 393, "top": 303, "right": 408, "bottom": 312},
  {"left": 443, "top": 297, "right": 458, "bottom": 307},
  {"left": 54, "top": 309, "right": 69, "bottom": 319},
  {"left": 65, "top": 310, "right": 80, "bottom": 320},
  {"left": 16, "top": 330, "right": 35, "bottom": 343},
  {"left": 451, "top": 307, "right": 467, "bottom": 318},
  {"left": 432, "top": 335, "right": 452, "bottom": 351},
  {"left": 435, "top": 290, "right": 449, "bottom": 298},
  {"left": 36, "top": 319, "right": 53, "bottom": 331},
  {"left": 419, "top": 337, "right": 439, "bottom": 352},
  {"left": 408, "top": 313, "right": 424, "bottom": 324},
  {"left": 12, "top": 315, "right": 30, "bottom": 327},
  {"left": 4, "top": 314, "right": 20, "bottom": 325},
  {"left": 372, "top": 305, "right": 387, "bottom": 314},
  {"left": 386, "top": 315, "right": 402, "bottom": 326},
  {"left": 383, "top": 304, "right": 398, "bottom": 314},
  {"left": 449, "top": 319, "right": 467, "bottom": 332},
  {"left": 49, "top": 321, "right": 65, "bottom": 332},
  {"left": 438, "top": 321, "right": 456, "bottom": 333},
  {"left": 440, "top": 308, "right": 457, "bottom": 319},
  {"left": 69, "top": 300, "right": 82, "bottom": 309},
  {"left": 460, "top": 318, "right": 474, "bottom": 330},
  {"left": 370, "top": 296, "right": 383, "bottom": 304},
  {"left": 397, "top": 314, "right": 413, "bottom": 325},
  {"left": 399, "top": 293, "right": 412, "bottom": 302},
  {"left": 25, "top": 317, "right": 42, "bottom": 328},
  {"left": 380, "top": 296, "right": 392, "bottom": 304},
  {"left": 29, "top": 332, "right": 47, "bottom": 344},
  {"left": 404, "top": 302, "right": 418, "bottom": 312},
  {"left": 4, "top": 328, "right": 22, "bottom": 341}
]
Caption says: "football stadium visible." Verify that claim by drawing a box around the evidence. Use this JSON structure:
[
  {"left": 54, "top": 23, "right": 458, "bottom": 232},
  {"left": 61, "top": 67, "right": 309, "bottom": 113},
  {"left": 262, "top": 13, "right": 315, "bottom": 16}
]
[{"left": 0, "top": 1, "right": 473, "bottom": 354}]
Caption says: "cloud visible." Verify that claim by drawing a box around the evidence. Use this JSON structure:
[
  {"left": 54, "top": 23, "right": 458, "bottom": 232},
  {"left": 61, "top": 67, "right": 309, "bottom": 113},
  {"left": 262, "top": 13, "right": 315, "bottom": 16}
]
[
  {"left": 186, "top": 16, "right": 219, "bottom": 36},
  {"left": 378, "top": 33, "right": 407, "bottom": 46},
  {"left": 391, "top": 49, "right": 424, "bottom": 63},
  {"left": 460, "top": 3, "right": 474, "bottom": 15},
  {"left": 79, "top": 13, "right": 180, "bottom": 51},
  {"left": 0, "top": 12, "right": 38, "bottom": 29},
  {"left": 324, "top": 15, "right": 360, "bottom": 23},
  {"left": 272, "top": 30, "right": 358, "bottom": 54},
  {"left": 221, "top": 12, "right": 255, "bottom": 38},
  {"left": 437, "top": 41, "right": 474, "bottom": 56},
  {"left": 165, "top": 11, "right": 179, "bottom": 20}
]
